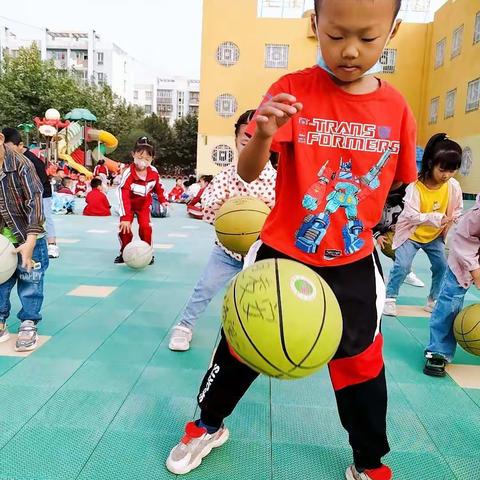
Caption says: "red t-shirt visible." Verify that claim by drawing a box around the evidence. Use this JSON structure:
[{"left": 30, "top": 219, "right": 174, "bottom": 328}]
[
  {"left": 247, "top": 66, "right": 417, "bottom": 267},
  {"left": 83, "top": 189, "right": 111, "bottom": 216}
]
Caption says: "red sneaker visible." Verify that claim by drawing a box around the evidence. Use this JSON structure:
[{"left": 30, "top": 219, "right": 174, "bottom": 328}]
[{"left": 346, "top": 464, "right": 393, "bottom": 480}]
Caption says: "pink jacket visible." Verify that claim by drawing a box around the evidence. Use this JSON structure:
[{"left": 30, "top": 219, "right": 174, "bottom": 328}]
[
  {"left": 392, "top": 178, "right": 463, "bottom": 250},
  {"left": 448, "top": 194, "right": 480, "bottom": 288}
]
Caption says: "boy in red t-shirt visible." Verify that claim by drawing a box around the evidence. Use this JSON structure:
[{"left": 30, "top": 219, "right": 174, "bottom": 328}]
[
  {"left": 115, "top": 137, "right": 167, "bottom": 264},
  {"left": 168, "top": 178, "right": 186, "bottom": 202},
  {"left": 83, "top": 178, "right": 110, "bottom": 216},
  {"left": 166, "top": 1, "right": 417, "bottom": 479}
]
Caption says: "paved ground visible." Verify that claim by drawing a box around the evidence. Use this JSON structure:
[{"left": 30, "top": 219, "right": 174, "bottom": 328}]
[{"left": 0, "top": 190, "right": 478, "bottom": 480}]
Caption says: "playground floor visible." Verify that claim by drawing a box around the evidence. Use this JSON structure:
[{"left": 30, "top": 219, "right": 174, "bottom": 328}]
[{"left": 0, "top": 194, "right": 479, "bottom": 480}]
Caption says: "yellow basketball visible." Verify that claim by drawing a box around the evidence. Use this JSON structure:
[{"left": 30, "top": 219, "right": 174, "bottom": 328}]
[
  {"left": 215, "top": 197, "right": 270, "bottom": 256},
  {"left": 222, "top": 259, "right": 343, "bottom": 380},
  {"left": 454, "top": 303, "right": 480, "bottom": 356}
]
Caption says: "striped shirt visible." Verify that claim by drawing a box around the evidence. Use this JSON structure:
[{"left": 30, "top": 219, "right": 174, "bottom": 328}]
[{"left": 0, "top": 146, "right": 45, "bottom": 243}]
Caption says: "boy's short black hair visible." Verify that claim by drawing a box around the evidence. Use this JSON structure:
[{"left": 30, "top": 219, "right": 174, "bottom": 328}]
[
  {"left": 79, "top": 173, "right": 86, "bottom": 178},
  {"left": 90, "top": 178, "right": 103, "bottom": 189},
  {"left": 315, "top": 0, "right": 402, "bottom": 18},
  {"left": 62, "top": 177, "right": 72, "bottom": 187},
  {"left": 2, "top": 127, "right": 22, "bottom": 146}
]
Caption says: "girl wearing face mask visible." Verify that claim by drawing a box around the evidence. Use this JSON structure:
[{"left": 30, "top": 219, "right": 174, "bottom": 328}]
[{"left": 115, "top": 137, "right": 168, "bottom": 264}]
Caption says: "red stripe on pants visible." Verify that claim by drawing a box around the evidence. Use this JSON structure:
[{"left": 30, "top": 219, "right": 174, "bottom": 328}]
[
  {"left": 119, "top": 207, "right": 152, "bottom": 252},
  {"left": 329, "top": 334, "right": 384, "bottom": 391}
]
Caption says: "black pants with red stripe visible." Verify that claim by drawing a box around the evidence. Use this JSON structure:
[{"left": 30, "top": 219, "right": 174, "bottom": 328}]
[{"left": 197, "top": 243, "right": 390, "bottom": 469}]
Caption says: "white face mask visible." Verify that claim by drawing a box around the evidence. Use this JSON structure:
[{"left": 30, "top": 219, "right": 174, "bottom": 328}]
[
  {"left": 315, "top": 17, "right": 397, "bottom": 79},
  {"left": 134, "top": 158, "right": 148, "bottom": 170}
]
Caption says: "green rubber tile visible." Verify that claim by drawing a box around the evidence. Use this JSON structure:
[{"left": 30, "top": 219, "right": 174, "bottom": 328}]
[
  {"left": 417, "top": 412, "right": 480, "bottom": 458},
  {"left": 112, "top": 323, "right": 168, "bottom": 344},
  {"left": 386, "top": 355, "right": 451, "bottom": 385},
  {"left": 386, "top": 409, "right": 437, "bottom": 453},
  {"left": 398, "top": 382, "right": 478, "bottom": 417},
  {"left": 0, "top": 385, "right": 53, "bottom": 423},
  {"left": 0, "top": 356, "right": 21, "bottom": 376},
  {"left": 445, "top": 455, "right": 480, "bottom": 479},
  {"left": 150, "top": 347, "right": 213, "bottom": 370},
  {"left": 452, "top": 347, "right": 480, "bottom": 366},
  {"left": 385, "top": 450, "right": 457, "bottom": 479},
  {"left": 272, "top": 443, "right": 350, "bottom": 480},
  {"left": 109, "top": 394, "right": 195, "bottom": 434},
  {"left": 271, "top": 370, "right": 335, "bottom": 407},
  {"left": 99, "top": 287, "right": 159, "bottom": 310},
  {"left": 465, "top": 389, "right": 480, "bottom": 408},
  {"left": 123, "top": 308, "right": 182, "bottom": 328},
  {"left": 0, "top": 357, "right": 82, "bottom": 387},
  {"left": 184, "top": 439, "right": 271, "bottom": 480},
  {"left": 385, "top": 378, "right": 415, "bottom": 411},
  {"left": 272, "top": 404, "right": 347, "bottom": 448},
  {"left": 225, "top": 400, "right": 270, "bottom": 442},
  {"left": 132, "top": 366, "right": 205, "bottom": 398},
  {"left": 241, "top": 374, "right": 270, "bottom": 405},
  {"left": 87, "top": 336, "right": 160, "bottom": 366},
  {"left": 77, "top": 430, "right": 183, "bottom": 480},
  {"left": 31, "top": 389, "right": 125, "bottom": 429},
  {"left": 62, "top": 360, "right": 143, "bottom": 393},
  {"left": 0, "top": 425, "right": 104, "bottom": 480}
]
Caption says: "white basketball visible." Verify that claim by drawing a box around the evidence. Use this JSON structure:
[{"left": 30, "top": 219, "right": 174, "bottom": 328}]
[
  {"left": 0, "top": 235, "right": 17, "bottom": 284},
  {"left": 123, "top": 240, "right": 153, "bottom": 269}
]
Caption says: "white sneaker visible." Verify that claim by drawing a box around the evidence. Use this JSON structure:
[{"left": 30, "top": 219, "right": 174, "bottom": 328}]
[
  {"left": 424, "top": 299, "right": 436, "bottom": 313},
  {"left": 169, "top": 325, "right": 193, "bottom": 351},
  {"left": 383, "top": 298, "right": 397, "bottom": 317},
  {"left": 0, "top": 323, "right": 10, "bottom": 343},
  {"left": 404, "top": 272, "right": 425, "bottom": 288},
  {"left": 166, "top": 421, "right": 229, "bottom": 474},
  {"left": 48, "top": 244, "right": 59, "bottom": 258}
]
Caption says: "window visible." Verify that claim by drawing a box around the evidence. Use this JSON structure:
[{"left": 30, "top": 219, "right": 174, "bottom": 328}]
[
  {"left": 189, "top": 106, "right": 199, "bottom": 115},
  {"left": 429, "top": 97, "right": 439, "bottom": 124},
  {"left": 189, "top": 92, "right": 200, "bottom": 104},
  {"left": 216, "top": 41, "right": 240, "bottom": 67},
  {"left": 144, "top": 105, "right": 152, "bottom": 114},
  {"left": 380, "top": 48, "right": 397, "bottom": 73},
  {"left": 474, "top": 12, "right": 480, "bottom": 44},
  {"left": 145, "top": 90, "right": 153, "bottom": 100},
  {"left": 97, "top": 72, "right": 105, "bottom": 85},
  {"left": 158, "top": 89, "right": 173, "bottom": 101},
  {"left": 212, "top": 145, "right": 234, "bottom": 167},
  {"left": 444, "top": 89, "right": 456, "bottom": 119},
  {"left": 215, "top": 94, "right": 238, "bottom": 117},
  {"left": 258, "top": 0, "right": 308, "bottom": 18},
  {"left": 451, "top": 25, "right": 463, "bottom": 59},
  {"left": 460, "top": 147, "right": 473, "bottom": 177},
  {"left": 265, "top": 44, "right": 289, "bottom": 68},
  {"left": 97, "top": 52, "right": 104, "bottom": 65},
  {"left": 435, "top": 38, "right": 446, "bottom": 69},
  {"left": 466, "top": 78, "right": 480, "bottom": 112},
  {"left": 133, "top": 90, "right": 139, "bottom": 100}
]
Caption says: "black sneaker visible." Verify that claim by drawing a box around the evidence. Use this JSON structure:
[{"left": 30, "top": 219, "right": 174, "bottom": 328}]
[
  {"left": 423, "top": 353, "right": 447, "bottom": 377},
  {"left": 149, "top": 256, "right": 155, "bottom": 265},
  {"left": 114, "top": 255, "right": 124, "bottom": 264}
]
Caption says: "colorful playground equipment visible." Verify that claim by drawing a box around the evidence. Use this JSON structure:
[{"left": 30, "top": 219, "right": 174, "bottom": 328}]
[{"left": 34, "top": 108, "right": 120, "bottom": 177}]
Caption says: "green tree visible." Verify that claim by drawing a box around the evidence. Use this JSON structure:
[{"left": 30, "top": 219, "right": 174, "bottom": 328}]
[
  {"left": 171, "top": 113, "right": 198, "bottom": 172},
  {"left": 142, "top": 114, "right": 175, "bottom": 165}
]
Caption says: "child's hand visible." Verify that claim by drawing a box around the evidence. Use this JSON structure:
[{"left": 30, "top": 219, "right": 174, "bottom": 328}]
[
  {"left": 441, "top": 215, "right": 454, "bottom": 226},
  {"left": 119, "top": 221, "right": 132, "bottom": 234},
  {"left": 471, "top": 268, "right": 480, "bottom": 289},
  {"left": 15, "top": 239, "right": 35, "bottom": 273},
  {"left": 376, "top": 234, "right": 388, "bottom": 249},
  {"left": 255, "top": 93, "right": 303, "bottom": 139}
]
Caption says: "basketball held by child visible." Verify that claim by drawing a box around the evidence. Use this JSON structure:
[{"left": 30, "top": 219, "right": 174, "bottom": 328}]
[
  {"left": 214, "top": 197, "right": 271, "bottom": 256},
  {"left": 123, "top": 240, "right": 153, "bottom": 269},
  {"left": 0, "top": 234, "right": 17, "bottom": 285},
  {"left": 454, "top": 304, "right": 480, "bottom": 356},
  {"left": 222, "top": 258, "right": 343, "bottom": 380}
]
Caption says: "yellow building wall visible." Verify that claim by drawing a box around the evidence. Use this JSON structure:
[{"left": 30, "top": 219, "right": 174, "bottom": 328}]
[
  {"left": 198, "top": 0, "right": 480, "bottom": 195},
  {"left": 419, "top": 0, "right": 480, "bottom": 195}
]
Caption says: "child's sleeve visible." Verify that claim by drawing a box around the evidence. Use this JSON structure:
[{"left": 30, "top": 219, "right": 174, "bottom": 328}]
[
  {"left": 155, "top": 177, "right": 167, "bottom": 204},
  {"left": 118, "top": 175, "right": 133, "bottom": 222},
  {"left": 245, "top": 75, "right": 294, "bottom": 151},
  {"left": 393, "top": 105, "right": 418, "bottom": 185},
  {"left": 18, "top": 156, "right": 45, "bottom": 237},
  {"left": 401, "top": 183, "right": 444, "bottom": 227}
]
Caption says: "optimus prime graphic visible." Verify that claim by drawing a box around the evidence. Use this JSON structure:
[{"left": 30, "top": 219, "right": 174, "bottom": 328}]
[{"left": 295, "top": 149, "right": 392, "bottom": 259}]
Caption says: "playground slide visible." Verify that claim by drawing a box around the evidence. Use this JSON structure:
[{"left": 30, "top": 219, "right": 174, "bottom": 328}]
[
  {"left": 88, "top": 129, "right": 121, "bottom": 173},
  {"left": 57, "top": 137, "right": 93, "bottom": 178}
]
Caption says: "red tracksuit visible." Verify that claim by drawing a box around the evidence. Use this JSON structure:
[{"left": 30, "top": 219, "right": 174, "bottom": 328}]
[
  {"left": 83, "top": 189, "right": 111, "bottom": 216},
  {"left": 118, "top": 164, "right": 167, "bottom": 251}
]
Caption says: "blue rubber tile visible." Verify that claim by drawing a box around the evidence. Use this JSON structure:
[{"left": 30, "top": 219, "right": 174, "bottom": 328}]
[
  {"left": 77, "top": 430, "right": 183, "bottom": 480},
  {"left": 272, "top": 404, "right": 347, "bottom": 448},
  {"left": 109, "top": 394, "right": 195, "bottom": 434},
  {"left": 272, "top": 443, "right": 350, "bottom": 480},
  {"left": 31, "top": 389, "right": 125, "bottom": 429},
  {"left": 132, "top": 366, "right": 205, "bottom": 398},
  {"left": 62, "top": 360, "right": 143, "bottom": 393},
  {"left": 0, "top": 425, "right": 105, "bottom": 480}
]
